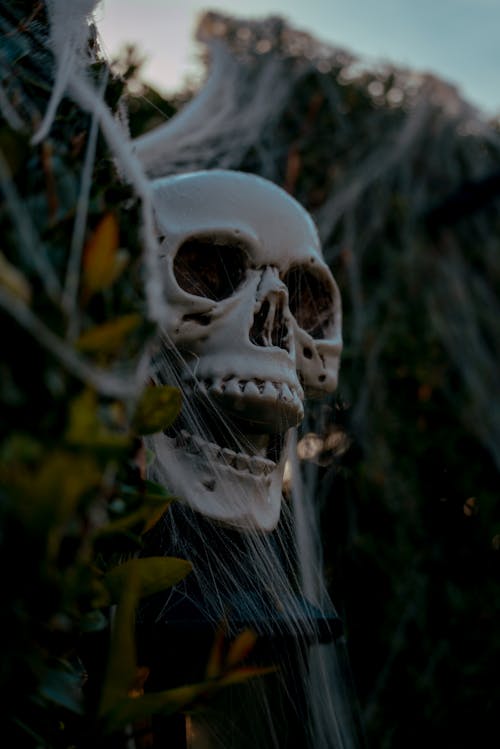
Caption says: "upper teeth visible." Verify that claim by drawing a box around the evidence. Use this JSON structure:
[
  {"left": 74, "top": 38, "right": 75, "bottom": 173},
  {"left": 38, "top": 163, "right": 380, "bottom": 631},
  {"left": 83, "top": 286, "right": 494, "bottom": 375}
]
[{"left": 182, "top": 375, "right": 304, "bottom": 407}]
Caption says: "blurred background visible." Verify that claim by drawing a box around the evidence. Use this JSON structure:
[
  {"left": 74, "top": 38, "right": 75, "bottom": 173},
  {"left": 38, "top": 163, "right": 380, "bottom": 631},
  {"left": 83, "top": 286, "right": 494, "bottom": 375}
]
[
  {"left": 96, "top": 3, "right": 500, "bottom": 748},
  {"left": 96, "top": 0, "right": 500, "bottom": 115}
]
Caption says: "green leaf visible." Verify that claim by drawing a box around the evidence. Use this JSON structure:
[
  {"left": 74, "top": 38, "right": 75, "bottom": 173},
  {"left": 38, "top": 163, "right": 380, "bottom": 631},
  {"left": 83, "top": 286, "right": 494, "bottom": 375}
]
[
  {"left": 100, "top": 557, "right": 193, "bottom": 721},
  {"left": 132, "top": 385, "right": 181, "bottom": 435},
  {"left": 76, "top": 314, "right": 142, "bottom": 355},
  {"left": 103, "top": 557, "right": 192, "bottom": 604},
  {"left": 142, "top": 501, "right": 173, "bottom": 533},
  {"left": 0, "top": 450, "right": 101, "bottom": 556},
  {"left": 94, "top": 508, "right": 149, "bottom": 538},
  {"left": 143, "top": 479, "right": 175, "bottom": 502},
  {"left": 103, "top": 667, "right": 276, "bottom": 732},
  {"left": 94, "top": 501, "right": 172, "bottom": 539},
  {"left": 0, "top": 434, "right": 43, "bottom": 463},
  {"left": 99, "top": 563, "right": 140, "bottom": 716},
  {"left": 217, "top": 666, "right": 276, "bottom": 688},
  {"left": 119, "top": 479, "right": 176, "bottom": 506},
  {"left": 66, "top": 389, "right": 131, "bottom": 453},
  {"left": 103, "top": 683, "right": 209, "bottom": 733}
]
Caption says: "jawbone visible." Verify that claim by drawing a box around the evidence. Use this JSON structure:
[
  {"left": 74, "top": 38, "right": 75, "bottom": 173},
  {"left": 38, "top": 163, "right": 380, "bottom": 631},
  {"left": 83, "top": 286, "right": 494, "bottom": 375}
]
[
  {"left": 148, "top": 426, "right": 289, "bottom": 532},
  {"left": 148, "top": 364, "right": 303, "bottom": 530}
]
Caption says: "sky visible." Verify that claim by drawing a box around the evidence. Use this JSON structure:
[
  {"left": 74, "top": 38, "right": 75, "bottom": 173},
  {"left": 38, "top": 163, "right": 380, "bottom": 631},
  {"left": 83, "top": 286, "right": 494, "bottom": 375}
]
[{"left": 95, "top": 0, "right": 500, "bottom": 115}]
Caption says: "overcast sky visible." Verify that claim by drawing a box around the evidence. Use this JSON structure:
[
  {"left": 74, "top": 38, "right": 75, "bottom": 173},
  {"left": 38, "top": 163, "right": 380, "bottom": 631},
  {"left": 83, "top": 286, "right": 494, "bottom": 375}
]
[{"left": 95, "top": 0, "right": 500, "bottom": 115}]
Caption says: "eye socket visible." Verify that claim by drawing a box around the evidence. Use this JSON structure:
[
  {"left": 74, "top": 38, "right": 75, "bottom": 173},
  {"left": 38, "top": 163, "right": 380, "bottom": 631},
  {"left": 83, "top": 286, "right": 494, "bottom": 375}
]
[
  {"left": 173, "top": 238, "right": 248, "bottom": 301},
  {"left": 282, "top": 265, "right": 335, "bottom": 339}
]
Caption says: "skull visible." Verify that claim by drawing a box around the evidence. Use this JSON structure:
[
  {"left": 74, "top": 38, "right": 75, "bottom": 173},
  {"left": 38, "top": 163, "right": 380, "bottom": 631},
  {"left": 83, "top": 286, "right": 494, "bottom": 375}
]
[{"left": 150, "top": 170, "right": 342, "bottom": 531}]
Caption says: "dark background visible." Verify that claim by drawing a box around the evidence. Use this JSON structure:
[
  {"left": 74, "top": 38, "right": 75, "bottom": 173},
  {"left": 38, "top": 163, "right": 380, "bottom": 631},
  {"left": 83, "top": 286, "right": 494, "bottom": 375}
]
[{"left": 124, "top": 13, "right": 500, "bottom": 748}]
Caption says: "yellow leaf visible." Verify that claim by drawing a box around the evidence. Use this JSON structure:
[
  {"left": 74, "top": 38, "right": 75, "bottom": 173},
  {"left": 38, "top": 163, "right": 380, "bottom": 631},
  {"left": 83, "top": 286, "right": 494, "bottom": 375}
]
[
  {"left": 205, "top": 626, "right": 226, "bottom": 680},
  {"left": 76, "top": 314, "right": 142, "bottom": 355},
  {"left": 225, "top": 629, "right": 258, "bottom": 669},
  {"left": 93, "top": 501, "right": 172, "bottom": 539},
  {"left": 66, "top": 389, "right": 131, "bottom": 453},
  {"left": 0, "top": 251, "right": 32, "bottom": 302},
  {"left": 132, "top": 385, "right": 182, "bottom": 435},
  {"left": 103, "top": 556, "right": 192, "bottom": 604},
  {"left": 142, "top": 501, "right": 173, "bottom": 533},
  {"left": 83, "top": 213, "right": 126, "bottom": 294},
  {"left": 92, "top": 508, "right": 150, "bottom": 539}
]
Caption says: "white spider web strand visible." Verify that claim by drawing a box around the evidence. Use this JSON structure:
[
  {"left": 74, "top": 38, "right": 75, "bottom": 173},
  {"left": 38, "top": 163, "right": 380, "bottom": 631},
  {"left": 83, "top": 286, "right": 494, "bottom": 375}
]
[
  {"left": 30, "top": 1, "right": 167, "bottom": 326},
  {"left": 63, "top": 68, "right": 108, "bottom": 335},
  {"left": 31, "top": 0, "right": 97, "bottom": 145}
]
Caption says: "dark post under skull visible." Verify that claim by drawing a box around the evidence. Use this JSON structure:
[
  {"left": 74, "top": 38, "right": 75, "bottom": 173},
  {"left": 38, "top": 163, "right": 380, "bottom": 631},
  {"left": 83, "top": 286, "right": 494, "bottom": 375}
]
[{"left": 149, "top": 170, "right": 342, "bottom": 530}]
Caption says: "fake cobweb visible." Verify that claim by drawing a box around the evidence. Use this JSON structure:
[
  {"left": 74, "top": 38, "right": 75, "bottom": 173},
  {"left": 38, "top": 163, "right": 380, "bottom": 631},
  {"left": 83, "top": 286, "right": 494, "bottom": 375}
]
[
  {"left": 0, "top": 4, "right": 362, "bottom": 746},
  {"left": 131, "top": 10, "right": 500, "bottom": 748},
  {"left": 2, "top": 4, "right": 499, "bottom": 749},
  {"left": 134, "top": 9, "right": 500, "bottom": 491}
]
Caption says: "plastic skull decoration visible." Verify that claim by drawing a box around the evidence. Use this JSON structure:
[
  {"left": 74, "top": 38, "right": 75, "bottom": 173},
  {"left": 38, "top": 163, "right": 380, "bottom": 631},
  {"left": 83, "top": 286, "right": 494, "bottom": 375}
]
[{"left": 150, "top": 170, "right": 342, "bottom": 531}]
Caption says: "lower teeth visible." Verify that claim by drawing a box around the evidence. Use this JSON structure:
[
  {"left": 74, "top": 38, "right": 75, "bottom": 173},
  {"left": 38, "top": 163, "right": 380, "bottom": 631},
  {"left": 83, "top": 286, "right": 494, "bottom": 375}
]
[{"left": 168, "top": 430, "right": 277, "bottom": 476}]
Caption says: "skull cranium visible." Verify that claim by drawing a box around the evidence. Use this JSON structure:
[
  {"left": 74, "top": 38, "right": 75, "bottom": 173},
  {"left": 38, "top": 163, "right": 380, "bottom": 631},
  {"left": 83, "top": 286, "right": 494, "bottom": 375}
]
[{"left": 149, "top": 170, "right": 342, "bottom": 531}]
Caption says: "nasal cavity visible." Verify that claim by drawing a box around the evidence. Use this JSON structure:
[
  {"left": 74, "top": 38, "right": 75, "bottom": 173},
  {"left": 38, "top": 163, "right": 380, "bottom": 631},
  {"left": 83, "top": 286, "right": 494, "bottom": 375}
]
[{"left": 250, "top": 297, "right": 290, "bottom": 352}]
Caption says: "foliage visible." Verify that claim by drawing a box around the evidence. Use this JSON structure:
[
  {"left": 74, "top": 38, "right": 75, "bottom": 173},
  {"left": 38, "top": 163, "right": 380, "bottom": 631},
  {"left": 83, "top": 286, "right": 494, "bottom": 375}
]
[
  {"left": 4, "top": 3, "right": 500, "bottom": 746},
  {"left": 0, "top": 4, "right": 271, "bottom": 747}
]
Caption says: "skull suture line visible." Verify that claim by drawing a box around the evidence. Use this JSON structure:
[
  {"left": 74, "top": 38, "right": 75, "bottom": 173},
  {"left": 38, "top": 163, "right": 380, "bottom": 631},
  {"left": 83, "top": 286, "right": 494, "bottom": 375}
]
[{"left": 149, "top": 171, "right": 342, "bottom": 531}]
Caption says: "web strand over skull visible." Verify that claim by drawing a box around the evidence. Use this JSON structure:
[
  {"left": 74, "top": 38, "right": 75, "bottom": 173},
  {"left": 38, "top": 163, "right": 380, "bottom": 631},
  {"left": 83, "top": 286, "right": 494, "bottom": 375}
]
[{"left": 148, "top": 170, "right": 342, "bottom": 530}]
